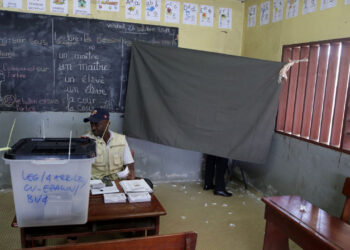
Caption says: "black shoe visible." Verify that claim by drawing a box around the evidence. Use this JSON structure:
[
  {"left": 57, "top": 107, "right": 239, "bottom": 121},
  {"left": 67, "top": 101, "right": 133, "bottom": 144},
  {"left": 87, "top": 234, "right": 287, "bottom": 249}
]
[
  {"left": 203, "top": 184, "right": 214, "bottom": 190},
  {"left": 214, "top": 190, "right": 232, "bottom": 197}
]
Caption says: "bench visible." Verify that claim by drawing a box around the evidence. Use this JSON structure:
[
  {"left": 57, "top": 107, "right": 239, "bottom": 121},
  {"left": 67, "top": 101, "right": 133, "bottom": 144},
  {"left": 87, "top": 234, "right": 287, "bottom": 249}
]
[
  {"left": 29, "top": 231, "right": 197, "bottom": 250},
  {"left": 262, "top": 196, "right": 350, "bottom": 250}
]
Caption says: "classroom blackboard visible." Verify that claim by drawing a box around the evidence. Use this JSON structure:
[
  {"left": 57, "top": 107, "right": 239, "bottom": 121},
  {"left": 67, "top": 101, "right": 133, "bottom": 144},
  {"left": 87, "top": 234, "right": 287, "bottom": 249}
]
[{"left": 0, "top": 11, "right": 178, "bottom": 112}]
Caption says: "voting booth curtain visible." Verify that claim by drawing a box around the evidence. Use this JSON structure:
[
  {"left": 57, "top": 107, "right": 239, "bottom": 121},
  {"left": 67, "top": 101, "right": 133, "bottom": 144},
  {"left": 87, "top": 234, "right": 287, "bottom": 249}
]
[{"left": 124, "top": 43, "right": 283, "bottom": 164}]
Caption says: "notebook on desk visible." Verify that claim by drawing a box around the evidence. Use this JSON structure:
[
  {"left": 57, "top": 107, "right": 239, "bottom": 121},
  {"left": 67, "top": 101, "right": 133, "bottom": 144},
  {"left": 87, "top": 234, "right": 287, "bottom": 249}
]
[
  {"left": 90, "top": 180, "right": 119, "bottom": 195},
  {"left": 127, "top": 192, "right": 151, "bottom": 203},
  {"left": 120, "top": 179, "right": 153, "bottom": 193}
]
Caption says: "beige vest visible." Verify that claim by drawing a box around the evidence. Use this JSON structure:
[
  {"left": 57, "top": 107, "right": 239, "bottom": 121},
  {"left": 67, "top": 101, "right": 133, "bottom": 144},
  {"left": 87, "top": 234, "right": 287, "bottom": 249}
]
[{"left": 87, "top": 131, "right": 126, "bottom": 179}]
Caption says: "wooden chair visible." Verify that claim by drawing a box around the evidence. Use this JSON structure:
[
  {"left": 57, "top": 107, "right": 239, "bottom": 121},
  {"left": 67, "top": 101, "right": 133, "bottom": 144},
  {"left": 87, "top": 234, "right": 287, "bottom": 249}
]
[
  {"left": 29, "top": 232, "right": 197, "bottom": 250},
  {"left": 341, "top": 177, "right": 350, "bottom": 223}
]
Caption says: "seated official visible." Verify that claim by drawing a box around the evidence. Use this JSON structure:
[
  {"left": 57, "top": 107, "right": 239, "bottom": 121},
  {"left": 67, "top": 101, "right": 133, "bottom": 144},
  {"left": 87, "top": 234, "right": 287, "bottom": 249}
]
[{"left": 83, "top": 108, "right": 135, "bottom": 180}]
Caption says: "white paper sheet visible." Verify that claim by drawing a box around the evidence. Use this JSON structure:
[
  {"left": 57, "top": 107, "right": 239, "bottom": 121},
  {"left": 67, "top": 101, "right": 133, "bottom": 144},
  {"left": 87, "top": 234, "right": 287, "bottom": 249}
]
[
  {"left": 219, "top": 8, "right": 232, "bottom": 29},
  {"left": 125, "top": 0, "right": 142, "bottom": 20},
  {"left": 120, "top": 179, "right": 153, "bottom": 193},
  {"left": 272, "top": 0, "right": 283, "bottom": 23},
  {"left": 91, "top": 181, "right": 119, "bottom": 195},
  {"left": 164, "top": 1, "right": 180, "bottom": 23},
  {"left": 199, "top": 5, "right": 214, "bottom": 27},
  {"left": 260, "top": 1, "right": 270, "bottom": 26},
  {"left": 27, "top": 0, "right": 46, "bottom": 11},
  {"left": 320, "top": 0, "right": 337, "bottom": 10},
  {"left": 183, "top": 2, "right": 198, "bottom": 25},
  {"left": 97, "top": 0, "right": 119, "bottom": 12},
  {"left": 286, "top": 0, "right": 299, "bottom": 19},
  {"left": 145, "top": 0, "right": 161, "bottom": 22},
  {"left": 73, "top": 0, "right": 91, "bottom": 15},
  {"left": 3, "top": 0, "right": 22, "bottom": 9},
  {"left": 50, "top": 0, "right": 68, "bottom": 14},
  {"left": 90, "top": 179, "right": 105, "bottom": 189},
  {"left": 104, "top": 193, "right": 126, "bottom": 203},
  {"left": 127, "top": 192, "right": 151, "bottom": 203},
  {"left": 248, "top": 5, "right": 257, "bottom": 28},
  {"left": 302, "top": 0, "right": 316, "bottom": 14}
]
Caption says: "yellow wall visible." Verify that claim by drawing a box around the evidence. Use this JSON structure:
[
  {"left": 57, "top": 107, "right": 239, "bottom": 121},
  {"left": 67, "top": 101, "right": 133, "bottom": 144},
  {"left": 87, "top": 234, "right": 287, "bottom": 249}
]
[
  {"left": 242, "top": 0, "right": 350, "bottom": 61},
  {"left": 4, "top": 0, "right": 350, "bottom": 64},
  {"left": 0, "top": 0, "right": 244, "bottom": 55}
]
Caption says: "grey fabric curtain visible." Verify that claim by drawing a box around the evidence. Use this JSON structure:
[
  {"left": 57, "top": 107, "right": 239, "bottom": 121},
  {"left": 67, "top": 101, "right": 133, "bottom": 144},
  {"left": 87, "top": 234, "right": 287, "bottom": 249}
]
[{"left": 124, "top": 43, "right": 283, "bottom": 164}]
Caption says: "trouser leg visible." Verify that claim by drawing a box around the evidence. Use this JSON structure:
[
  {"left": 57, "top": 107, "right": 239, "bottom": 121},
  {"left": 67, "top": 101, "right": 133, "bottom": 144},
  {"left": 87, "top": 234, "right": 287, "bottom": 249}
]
[
  {"left": 204, "top": 154, "right": 216, "bottom": 186},
  {"left": 214, "top": 157, "right": 228, "bottom": 191}
]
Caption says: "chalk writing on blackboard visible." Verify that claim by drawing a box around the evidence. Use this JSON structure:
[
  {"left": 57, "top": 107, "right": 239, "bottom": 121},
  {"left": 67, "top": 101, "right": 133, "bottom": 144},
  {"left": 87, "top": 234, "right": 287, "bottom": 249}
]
[{"left": 0, "top": 10, "right": 178, "bottom": 113}]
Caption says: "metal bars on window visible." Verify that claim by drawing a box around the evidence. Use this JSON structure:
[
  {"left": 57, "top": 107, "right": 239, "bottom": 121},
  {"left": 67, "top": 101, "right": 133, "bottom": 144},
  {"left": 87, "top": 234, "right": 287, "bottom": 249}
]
[{"left": 276, "top": 38, "right": 350, "bottom": 152}]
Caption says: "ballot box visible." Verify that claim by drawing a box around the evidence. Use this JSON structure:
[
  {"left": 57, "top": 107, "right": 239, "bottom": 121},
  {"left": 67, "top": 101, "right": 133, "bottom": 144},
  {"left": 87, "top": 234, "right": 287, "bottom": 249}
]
[{"left": 3, "top": 138, "right": 96, "bottom": 227}]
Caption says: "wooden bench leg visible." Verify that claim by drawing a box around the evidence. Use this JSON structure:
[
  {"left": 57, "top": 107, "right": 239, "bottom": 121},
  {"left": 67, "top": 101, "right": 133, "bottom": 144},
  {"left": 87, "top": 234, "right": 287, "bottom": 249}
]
[
  {"left": 147, "top": 217, "right": 159, "bottom": 236},
  {"left": 263, "top": 220, "right": 289, "bottom": 250},
  {"left": 20, "top": 228, "right": 33, "bottom": 248}
]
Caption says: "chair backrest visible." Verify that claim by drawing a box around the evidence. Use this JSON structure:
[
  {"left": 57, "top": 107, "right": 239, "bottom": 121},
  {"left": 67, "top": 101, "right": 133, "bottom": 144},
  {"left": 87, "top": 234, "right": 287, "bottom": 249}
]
[
  {"left": 341, "top": 177, "right": 350, "bottom": 223},
  {"left": 31, "top": 232, "right": 197, "bottom": 250}
]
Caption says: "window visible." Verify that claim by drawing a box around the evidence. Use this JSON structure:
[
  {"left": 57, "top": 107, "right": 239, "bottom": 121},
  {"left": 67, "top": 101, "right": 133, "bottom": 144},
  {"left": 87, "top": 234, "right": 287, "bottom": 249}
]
[{"left": 276, "top": 38, "right": 350, "bottom": 152}]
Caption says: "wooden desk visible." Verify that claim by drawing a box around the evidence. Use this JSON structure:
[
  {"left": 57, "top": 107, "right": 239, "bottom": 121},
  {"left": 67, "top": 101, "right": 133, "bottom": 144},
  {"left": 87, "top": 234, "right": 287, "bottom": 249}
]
[
  {"left": 12, "top": 186, "right": 166, "bottom": 248},
  {"left": 262, "top": 196, "right": 350, "bottom": 250}
]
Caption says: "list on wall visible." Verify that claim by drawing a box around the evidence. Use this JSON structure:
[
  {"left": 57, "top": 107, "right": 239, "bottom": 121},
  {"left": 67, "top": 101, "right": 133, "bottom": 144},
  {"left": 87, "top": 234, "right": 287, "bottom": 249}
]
[{"left": 0, "top": 10, "right": 178, "bottom": 112}]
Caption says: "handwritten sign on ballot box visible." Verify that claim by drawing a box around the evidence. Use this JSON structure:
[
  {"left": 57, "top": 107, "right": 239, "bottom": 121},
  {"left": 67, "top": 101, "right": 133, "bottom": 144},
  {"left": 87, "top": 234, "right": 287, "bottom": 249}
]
[{"left": 4, "top": 138, "right": 96, "bottom": 227}]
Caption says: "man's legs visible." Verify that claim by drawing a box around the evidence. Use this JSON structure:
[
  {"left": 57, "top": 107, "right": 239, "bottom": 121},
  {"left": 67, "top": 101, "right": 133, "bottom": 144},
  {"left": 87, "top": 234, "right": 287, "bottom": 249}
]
[
  {"left": 204, "top": 154, "right": 215, "bottom": 189},
  {"left": 214, "top": 156, "right": 228, "bottom": 191},
  {"left": 214, "top": 157, "right": 232, "bottom": 197}
]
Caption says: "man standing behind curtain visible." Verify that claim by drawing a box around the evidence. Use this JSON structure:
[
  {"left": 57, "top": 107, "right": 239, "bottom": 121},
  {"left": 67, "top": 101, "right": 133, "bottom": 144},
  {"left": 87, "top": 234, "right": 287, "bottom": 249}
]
[{"left": 203, "top": 154, "right": 232, "bottom": 197}]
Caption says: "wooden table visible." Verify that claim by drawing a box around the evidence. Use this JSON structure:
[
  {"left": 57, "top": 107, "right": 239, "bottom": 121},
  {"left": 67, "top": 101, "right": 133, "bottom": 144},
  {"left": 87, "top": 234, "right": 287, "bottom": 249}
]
[
  {"left": 262, "top": 196, "right": 350, "bottom": 250},
  {"left": 12, "top": 184, "right": 166, "bottom": 248}
]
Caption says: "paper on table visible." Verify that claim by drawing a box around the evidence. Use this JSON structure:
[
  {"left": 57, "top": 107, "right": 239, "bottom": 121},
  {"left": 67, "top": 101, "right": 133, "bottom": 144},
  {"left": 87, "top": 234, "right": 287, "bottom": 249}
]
[
  {"left": 104, "top": 193, "right": 126, "bottom": 203},
  {"left": 127, "top": 192, "right": 151, "bottom": 203},
  {"left": 91, "top": 181, "right": 119, "bottom": 195},
  {"left": 120, "top": 179, "right": 153, "bottom": 193},
  {"left": 90, "top": 180, "right": 105, "bottom": 189}
]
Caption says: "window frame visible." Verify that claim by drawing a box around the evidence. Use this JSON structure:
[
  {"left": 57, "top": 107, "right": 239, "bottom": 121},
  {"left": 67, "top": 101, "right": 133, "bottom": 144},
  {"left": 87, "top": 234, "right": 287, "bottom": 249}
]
[{"left": 275, "top": 37, "right": 350, "bottom": 154}]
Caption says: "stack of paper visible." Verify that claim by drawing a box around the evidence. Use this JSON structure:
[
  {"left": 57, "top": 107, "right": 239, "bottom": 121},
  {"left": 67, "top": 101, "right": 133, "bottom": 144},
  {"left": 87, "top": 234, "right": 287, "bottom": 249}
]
[
  {"left": 127, "top": 192, "right": 151, "bottom": 203},
  {"left": 90, "top": 180, "right": 119, "bottom": 195},
  {"left": 119, "top": 179, "right": 153, "bottom": 193},
  {"left": 104, "top": 193, "right": 127, "bottom": 203},
  {"left": 90, "top": 180, "right": 105, "bottom": 189}
]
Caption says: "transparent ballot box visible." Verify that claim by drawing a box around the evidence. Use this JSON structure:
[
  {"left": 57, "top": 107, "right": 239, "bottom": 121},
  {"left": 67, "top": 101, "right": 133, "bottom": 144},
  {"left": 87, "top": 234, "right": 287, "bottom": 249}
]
[{"left": 4, "top": 138, "right": 96, "bottom": 227}]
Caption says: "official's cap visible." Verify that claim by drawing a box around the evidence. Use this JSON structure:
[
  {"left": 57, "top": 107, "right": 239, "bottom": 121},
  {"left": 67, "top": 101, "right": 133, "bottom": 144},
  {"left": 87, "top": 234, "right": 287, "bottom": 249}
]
[{"left": 83, "top": 108, "right": 109, "bottom": 123}]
